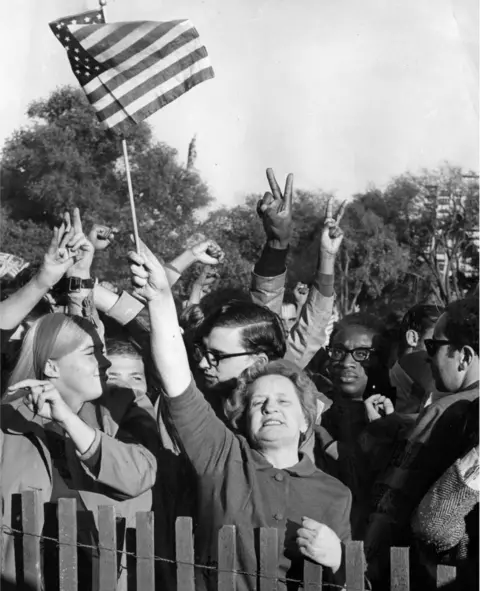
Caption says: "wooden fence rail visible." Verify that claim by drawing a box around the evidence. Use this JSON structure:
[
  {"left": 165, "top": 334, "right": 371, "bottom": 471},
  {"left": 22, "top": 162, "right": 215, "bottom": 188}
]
[{"left": 0, "top": 491, "right": 457, "bottom": 590}]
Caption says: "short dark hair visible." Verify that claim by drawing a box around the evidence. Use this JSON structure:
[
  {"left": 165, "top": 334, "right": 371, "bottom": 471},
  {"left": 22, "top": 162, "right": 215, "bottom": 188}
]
[
  {"left": 444, "top": 297, "right": 479, "bottom": 356},
  {"left": 199, "top": 300, "right": 286, "bottom": 360},
  {"left": 106, "top": 337, "right": 142, "bottom": 359},
  {"left": 398, "top": 304, "right": 444, "bottom": 355}
]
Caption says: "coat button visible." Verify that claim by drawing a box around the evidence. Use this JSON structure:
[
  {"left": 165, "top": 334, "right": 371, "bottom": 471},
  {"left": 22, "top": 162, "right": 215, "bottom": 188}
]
[
  {"left": 273, "top": 513, "right": 283, "bottom": 521},
  {"left": 274, "top": 473, "right": 284, "bottom": 482}
]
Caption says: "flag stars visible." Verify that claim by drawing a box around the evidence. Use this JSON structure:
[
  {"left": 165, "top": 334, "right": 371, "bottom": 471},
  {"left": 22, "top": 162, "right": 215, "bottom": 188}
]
[
  {"left": 56, "top": 23, "right": 63, "bottom": 29},
  {"left": 74, "top": 48, "right": 80, "bottom": 53},
  {"left": 85, "top": 17, "right": 91, "bottom": 22}
]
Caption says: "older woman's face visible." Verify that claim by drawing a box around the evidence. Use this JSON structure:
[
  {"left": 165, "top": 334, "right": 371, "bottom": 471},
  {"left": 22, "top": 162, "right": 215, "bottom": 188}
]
[{"left": 247, "top": 374, "right": 308, "bottom": 449}]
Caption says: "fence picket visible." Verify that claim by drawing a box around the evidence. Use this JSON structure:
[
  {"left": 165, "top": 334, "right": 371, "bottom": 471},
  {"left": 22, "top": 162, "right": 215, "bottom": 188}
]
[
  {"left": 21, "top": 490, "right": 43, "bottom": 591},
  {"left": 303, "top": 560, "right": 323, "bottom": 591},
  {"left": 436, "top": 564, "right": 457, "bottom": 588},
  {"left": 136, "top": 511, "right": 155, "bottom": 590},
  {"left": 218, "top": 525, "right": 236, "bottom": 591},
  {"left": 176, "top": 516, "right": 195, "bottom": 591},
  {"left": 390, "top": 547, "right": 409, "bottom": 591},
  {"left": 11, "top": 492, "right": 462, "bottom": 591},
  {"left": 345, "top": 541, "right": 365, "bottom": 591},
  {"left": 58, "top": 498, "right": 78, "bottom": 591},
  {"left": 98, "top": 505, "right": 117, "bottom": 591},
  {"left": 259, "top": 527, "right": 278, "bottom": 591}
]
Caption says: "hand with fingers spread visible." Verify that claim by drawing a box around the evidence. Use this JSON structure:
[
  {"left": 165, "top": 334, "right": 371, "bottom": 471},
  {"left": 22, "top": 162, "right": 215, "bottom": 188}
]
[
  {"left": 88, "top": 224, "right": 119, "bottom": 252},
  {"left": 297, "top": 517, "right": 342, "bottom": 572},
  {"left": 257, "top": 168, "right": 294, "bottom": 249},
  {"left": 8, "top": 379, "right": 74, "bottom": 424},
  {"left": 321, "top": 197, "right": 347, "bottom": 257},
  {"left": 129, "top": 238, "right": 171, "bottom": 302},
  {"left": 191, "top": 240, "right": 225, "bottom": 265},
  {"left": 62, "top": 208, "right": 95, "bottom": 278},
  {"left": 364, "top": 394, "right": 395, "bottom": 422}
]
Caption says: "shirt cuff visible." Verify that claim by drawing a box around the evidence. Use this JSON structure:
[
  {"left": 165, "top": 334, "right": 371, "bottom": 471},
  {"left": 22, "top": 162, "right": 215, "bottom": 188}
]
[
  {"left": 106, "top": 291, "right": 144, "bottom": 326},
  {"left": 313, "top": 273, "right": 334, "bottom": 298},
  {"left": 76, "top": 428, "right": 102, "bottom": 471},
  {"left": 254, "top": 244, "right": 289, "bottom": 277}
]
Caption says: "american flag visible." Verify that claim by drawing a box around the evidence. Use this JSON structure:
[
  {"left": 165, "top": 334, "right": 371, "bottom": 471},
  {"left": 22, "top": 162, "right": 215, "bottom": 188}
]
[{"left": 49, "top": 10, "right": 214, "bottom": 135}]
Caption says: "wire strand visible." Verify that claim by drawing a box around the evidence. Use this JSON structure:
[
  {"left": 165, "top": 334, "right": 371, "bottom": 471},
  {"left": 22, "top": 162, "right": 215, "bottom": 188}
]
[{"left": 2, "top": 525, "right": 371, "bottom": 590}]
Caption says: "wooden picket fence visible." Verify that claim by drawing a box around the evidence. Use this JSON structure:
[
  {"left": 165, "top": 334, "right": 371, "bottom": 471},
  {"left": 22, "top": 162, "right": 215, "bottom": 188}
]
[{"left": 1, "top": 490, "right": 458, "bottom": 590}]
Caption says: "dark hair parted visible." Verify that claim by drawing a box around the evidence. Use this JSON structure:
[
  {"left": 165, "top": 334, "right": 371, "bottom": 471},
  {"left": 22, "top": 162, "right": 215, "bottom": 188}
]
[
  {"left": 224, "top": 359, "right": 317, "bottom": 439},
  {"left": 198, "top": 300, "right": 287, "bottom": 360},
  {"left": 444, "top": 297, "right": 479, "bottom": 356},
  {"left": 398, "top": 303, "right": 444, "bottom": 355}
]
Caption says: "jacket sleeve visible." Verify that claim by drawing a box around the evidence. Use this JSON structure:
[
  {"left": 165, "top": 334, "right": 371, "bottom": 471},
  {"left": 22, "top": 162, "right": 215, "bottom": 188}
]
[
  {"left": 284, "top": 276, "right": 334, "bottom": 368},
  {"left": 79, "top": 391, "right": 159, "bottom": 499},
  {"left": 166, "top": 379, "right": 240, "bottom": 476},
  {"left": 411, "top": 445, "right": 479, "bottom": 554}
]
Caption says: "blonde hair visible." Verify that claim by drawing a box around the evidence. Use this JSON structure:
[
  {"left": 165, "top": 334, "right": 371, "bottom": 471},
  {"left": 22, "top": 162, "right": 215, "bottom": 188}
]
[{"left": 7, "top": 314, "right": 92, "bottom": 392}]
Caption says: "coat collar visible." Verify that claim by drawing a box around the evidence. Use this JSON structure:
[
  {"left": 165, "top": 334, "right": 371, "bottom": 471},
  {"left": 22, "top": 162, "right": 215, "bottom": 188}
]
[{"left": 250, "top": 448, "right": 317, "bottom": 476}]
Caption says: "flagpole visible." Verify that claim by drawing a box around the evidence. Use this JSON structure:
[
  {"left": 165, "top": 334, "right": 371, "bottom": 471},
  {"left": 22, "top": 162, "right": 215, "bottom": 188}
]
[{"left": 99, "top": 0, "right": 141, "bottom": 254}]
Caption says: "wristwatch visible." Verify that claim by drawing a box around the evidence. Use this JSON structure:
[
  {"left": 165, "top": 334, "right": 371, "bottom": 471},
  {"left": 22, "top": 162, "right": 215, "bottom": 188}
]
[{"left": 59, "top": 277, "right": 95, "bottom": 293}]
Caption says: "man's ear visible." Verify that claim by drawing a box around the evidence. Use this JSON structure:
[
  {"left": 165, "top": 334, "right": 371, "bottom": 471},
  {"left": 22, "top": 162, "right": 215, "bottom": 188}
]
[
  {"left": 44, "top": 359, "right": 60, "bottom": 379},
  {"left": 406, "top": 329, "right": 419, "bottom": 348},
  {"left": 255, "top": 352, "right": 269, "bottom": 365},
  {"left": 460, "top": 346, "right": 476, "bottom": 371}
]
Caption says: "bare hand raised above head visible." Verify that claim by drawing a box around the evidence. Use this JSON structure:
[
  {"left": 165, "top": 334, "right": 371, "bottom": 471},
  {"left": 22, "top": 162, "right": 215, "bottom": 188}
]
[
  {"left": 88, "top": 224, "right": 119, "bottom": 251},
  {"left": 256, "top": 168, "right": 294, "bottom": 249},
  {"left": 128, "top": 238, "right": 171, "bottom": 302},
  {"left": 62, "top": 208, "right": 95, "bottom": 278},
  {"left": 293, "top": 282, "right": 309, "bottom": 306},
  {"left": 321, "top": 197, "right": 347, "bottom": 257},
  {"left": 191, "top": 239, "right": 225, "bottom": 265},
  {"left": 36, "top": 221, "right": 76, "bottom": 289}
]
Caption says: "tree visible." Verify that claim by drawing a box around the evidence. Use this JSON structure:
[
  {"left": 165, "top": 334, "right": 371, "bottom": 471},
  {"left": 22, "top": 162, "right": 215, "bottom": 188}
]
[
  {"left": 335, "top": 199, "right": 410, "bottom": 316},
  {"left": 382, "top": 164, "right": 479, "bottom": 303},
  {"left": 1, "top": 86, "right": 214, "bottom": 290}
]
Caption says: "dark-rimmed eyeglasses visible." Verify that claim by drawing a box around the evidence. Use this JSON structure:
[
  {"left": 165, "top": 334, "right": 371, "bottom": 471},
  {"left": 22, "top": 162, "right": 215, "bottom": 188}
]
[
  {"left": 326, "top": 346, "right": 376, "bottom": 363},
  {"left": 424, "top": 338, "right": 451, "bottom": 357},
  {"left": 192, "top": 344, "right": 254, "bottom": 368}
]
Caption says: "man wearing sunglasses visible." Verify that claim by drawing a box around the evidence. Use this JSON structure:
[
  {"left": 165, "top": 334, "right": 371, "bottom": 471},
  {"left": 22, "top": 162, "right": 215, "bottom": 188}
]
[{"left": 365, "top": 297, "right": 479, "bottom": 584}]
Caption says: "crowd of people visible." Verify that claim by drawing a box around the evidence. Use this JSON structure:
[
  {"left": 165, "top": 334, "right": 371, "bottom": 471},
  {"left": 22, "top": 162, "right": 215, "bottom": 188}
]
[{"left": 0, "top": 168, "right": 478, "bottom": 590}]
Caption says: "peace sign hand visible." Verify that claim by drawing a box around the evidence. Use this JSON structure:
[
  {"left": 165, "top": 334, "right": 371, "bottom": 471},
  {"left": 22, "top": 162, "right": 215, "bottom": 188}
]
[
  {"left": 321, "top": 197, "right": 347, "bottom": 257},
  {"left": 256, "top": 168, "right": 294, "bottom": 249},
  {"left": 63, "top": 208, "right": 95, "bottom": 277},
  {"left": 36, "top": 221, "right": 77, "bottom": 289}
]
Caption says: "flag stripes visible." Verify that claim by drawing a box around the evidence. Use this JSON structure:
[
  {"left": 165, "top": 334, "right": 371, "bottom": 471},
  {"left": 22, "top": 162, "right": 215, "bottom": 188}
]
[{"left": 50, "top": 10, "right": 214, "bottom": 135}]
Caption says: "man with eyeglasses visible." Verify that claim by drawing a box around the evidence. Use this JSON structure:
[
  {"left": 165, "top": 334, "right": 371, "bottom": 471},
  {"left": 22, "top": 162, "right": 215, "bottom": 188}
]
[{"left": 365, "top": 297, "right": 479, "bottom": 585}]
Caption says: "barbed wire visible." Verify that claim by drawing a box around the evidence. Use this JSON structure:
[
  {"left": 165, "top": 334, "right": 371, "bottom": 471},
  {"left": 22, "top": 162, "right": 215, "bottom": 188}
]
[{"left": 2, "top": 525, "right": 371, "bottom": 590}]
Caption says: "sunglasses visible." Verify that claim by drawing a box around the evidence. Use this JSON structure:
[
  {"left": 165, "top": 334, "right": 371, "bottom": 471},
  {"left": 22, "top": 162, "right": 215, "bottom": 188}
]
[{"left": 424, "top": 338, "right": 452, "bottom": 357}]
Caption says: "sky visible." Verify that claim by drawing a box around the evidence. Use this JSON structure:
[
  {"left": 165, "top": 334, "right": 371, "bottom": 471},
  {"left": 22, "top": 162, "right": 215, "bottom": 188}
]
[{"left": 1, "top": 0, "right": 478, "bottom": 207}]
